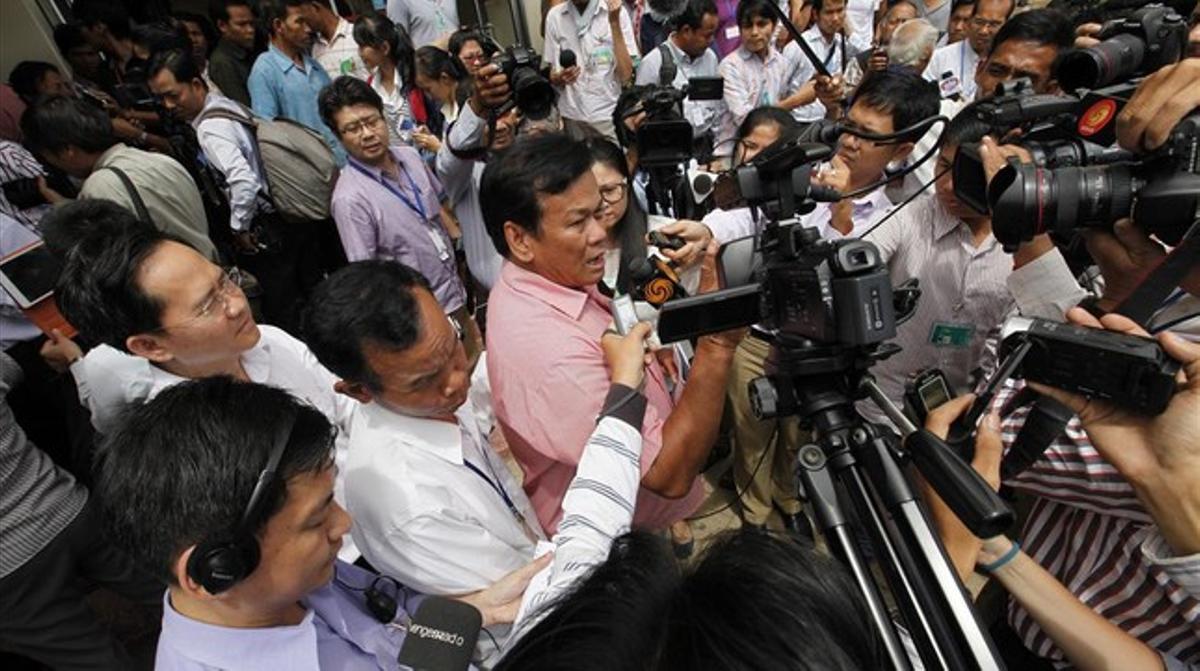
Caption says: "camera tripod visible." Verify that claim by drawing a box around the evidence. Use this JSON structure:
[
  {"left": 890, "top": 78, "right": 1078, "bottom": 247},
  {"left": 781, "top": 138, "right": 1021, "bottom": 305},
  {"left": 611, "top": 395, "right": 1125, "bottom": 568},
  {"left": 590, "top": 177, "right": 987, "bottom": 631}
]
[{"left": 753, "top": 337, "right": 1013, "bottom": 670}]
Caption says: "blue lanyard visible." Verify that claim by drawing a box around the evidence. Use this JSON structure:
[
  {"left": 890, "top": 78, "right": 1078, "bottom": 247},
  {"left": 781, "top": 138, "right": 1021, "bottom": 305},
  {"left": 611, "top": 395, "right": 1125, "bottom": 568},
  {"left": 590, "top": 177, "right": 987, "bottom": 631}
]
[
  {"left": 959, "top": 40, "right": 969, "bottom": 80},
  {"left": 350, "top": 160, "right": 428, "bottom": 221},
  {"left": 463, "top": 458, "right": 520, "bottom": 516}
]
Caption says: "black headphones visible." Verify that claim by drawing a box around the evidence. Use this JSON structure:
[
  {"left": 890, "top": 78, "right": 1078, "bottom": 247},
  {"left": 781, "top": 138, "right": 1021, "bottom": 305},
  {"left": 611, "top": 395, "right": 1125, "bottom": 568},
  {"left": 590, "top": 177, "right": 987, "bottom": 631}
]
[{"left": 186, "top": 407, "right": 297, "bottom": 595}]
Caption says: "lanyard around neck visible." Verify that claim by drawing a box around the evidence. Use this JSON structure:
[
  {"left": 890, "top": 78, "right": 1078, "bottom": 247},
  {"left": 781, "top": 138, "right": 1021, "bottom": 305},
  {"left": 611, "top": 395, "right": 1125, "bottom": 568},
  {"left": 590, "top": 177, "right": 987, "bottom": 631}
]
[{"left": 350, "top": 159, "right": 428, "bottom": 221}]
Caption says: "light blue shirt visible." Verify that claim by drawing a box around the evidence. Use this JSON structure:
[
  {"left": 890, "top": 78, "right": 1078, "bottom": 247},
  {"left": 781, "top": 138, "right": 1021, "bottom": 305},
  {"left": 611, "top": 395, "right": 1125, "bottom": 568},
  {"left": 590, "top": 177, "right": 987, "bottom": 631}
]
[
  {"left": 155, "top": 561, "right": 415, "bottom": 670},
  {"left": 248, "top": 44, "right": 345, "bottom": 165}
]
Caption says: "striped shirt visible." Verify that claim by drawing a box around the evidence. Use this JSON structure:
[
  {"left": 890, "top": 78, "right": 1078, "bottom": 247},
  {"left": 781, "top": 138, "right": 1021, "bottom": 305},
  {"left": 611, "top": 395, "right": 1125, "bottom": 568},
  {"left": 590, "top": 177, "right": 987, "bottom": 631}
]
[
  {"left": 856, "top": 195, "right": 1014, "bottom": 426},
  {"left": 506, "top": 385, "right": 647, "bottom": 648},
  {"left": 0, "top": 141, "right": 50, "bottom": 233},
  {"left": 715, "top": 45, "right": 794, "bottom": 156},
  {"left": 0, "top": 352, "right": 88, "bottom": 577},
  {"left": 991, "top": 247, "right": 1200, "bottom": 667}
]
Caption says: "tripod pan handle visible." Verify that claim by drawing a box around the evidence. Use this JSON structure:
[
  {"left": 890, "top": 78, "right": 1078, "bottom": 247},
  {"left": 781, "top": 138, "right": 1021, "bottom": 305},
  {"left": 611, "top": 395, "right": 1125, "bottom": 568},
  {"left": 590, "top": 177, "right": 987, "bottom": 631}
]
[{"left": 905, "top": 429, "right": 1014, "bottom": 539}]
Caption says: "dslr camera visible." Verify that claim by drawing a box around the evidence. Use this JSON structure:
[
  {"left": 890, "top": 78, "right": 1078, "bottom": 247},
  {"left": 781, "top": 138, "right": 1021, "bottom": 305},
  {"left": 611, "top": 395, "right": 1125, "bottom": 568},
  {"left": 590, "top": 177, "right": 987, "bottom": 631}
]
[
  {"left": 490, "top": 45, "right": 556, "bottom": 120},
  {"left": 952, "top": 4, "right": 1198, "bottom": 252}
]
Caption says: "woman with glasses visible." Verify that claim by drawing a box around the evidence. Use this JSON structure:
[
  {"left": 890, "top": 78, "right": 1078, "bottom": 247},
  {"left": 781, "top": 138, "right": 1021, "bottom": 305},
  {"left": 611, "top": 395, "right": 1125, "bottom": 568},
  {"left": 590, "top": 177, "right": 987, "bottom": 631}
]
[
  {"left": 448, "top": 29, "right": 490, "bottom": 77},
  {"left": 584, "top": 137, "right": 648, "bottom": 297}
]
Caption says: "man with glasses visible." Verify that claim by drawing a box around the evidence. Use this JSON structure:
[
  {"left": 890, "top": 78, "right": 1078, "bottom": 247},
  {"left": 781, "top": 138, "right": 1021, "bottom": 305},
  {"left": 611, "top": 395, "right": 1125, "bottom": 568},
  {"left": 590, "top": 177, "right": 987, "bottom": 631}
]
[
  {"left": 40, "top": 200, "right": 361, "bottom": 558},
  {"left": 319, "top": 76, "right": 480, "bottom": 365},
  {"left": 922, "top": 0, "right": 1012, "bottom": 102}
]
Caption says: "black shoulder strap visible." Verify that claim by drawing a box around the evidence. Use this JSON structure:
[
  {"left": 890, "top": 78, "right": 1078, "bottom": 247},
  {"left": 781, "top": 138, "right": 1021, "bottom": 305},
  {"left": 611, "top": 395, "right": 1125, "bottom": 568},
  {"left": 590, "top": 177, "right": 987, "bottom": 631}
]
[
  {"left": 657, "top": 42, "right": 677, "bottom": 87},
  {"left": 104, "top": 166, "right": 152, "bottom": 225}
]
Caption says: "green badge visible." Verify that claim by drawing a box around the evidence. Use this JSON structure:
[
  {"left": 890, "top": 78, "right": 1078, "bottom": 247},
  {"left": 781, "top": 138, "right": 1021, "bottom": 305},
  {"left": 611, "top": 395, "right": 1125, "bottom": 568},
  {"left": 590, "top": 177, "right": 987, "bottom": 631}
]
[{"left": 929, "top": 322, "right": 974, "bottom": 348}]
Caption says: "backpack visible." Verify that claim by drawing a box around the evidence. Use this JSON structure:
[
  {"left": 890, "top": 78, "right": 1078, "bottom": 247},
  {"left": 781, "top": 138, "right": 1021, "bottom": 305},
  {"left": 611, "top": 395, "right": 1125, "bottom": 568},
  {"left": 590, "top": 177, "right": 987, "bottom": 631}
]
[{"left": 195, "top": 104, "right": 337, "bottom": 223}]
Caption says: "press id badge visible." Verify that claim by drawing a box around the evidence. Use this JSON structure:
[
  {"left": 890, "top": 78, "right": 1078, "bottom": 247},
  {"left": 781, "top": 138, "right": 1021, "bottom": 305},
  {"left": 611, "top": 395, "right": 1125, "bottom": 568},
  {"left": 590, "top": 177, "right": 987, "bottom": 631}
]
[
  {"left": 427, "top": 224, "right": 451, "bottom": 262},
  {"left": 929, "top": 322, "right": 974, "bottom": 348},
  {"left": 591, "top": 46, "right": 615, "bottom": 69},
  {"left": 725, "top": 25, "right": 740, "bottom": 40}
]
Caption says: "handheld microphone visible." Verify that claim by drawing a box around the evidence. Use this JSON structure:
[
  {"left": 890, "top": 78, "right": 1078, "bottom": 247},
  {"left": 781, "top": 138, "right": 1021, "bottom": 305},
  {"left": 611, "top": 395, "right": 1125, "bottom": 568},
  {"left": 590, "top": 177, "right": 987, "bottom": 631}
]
[
  {"left": 939, "top": 71, "right": 963, "bottom": 101},
  {"left": 560, "top": 49, "right": 577, "bottom": 69},
  {"left": 629, "top": 256, "right": 688, "bottom": 307},
  {"left": 396, "top": 597, "right": 482, "bottom": 671}
]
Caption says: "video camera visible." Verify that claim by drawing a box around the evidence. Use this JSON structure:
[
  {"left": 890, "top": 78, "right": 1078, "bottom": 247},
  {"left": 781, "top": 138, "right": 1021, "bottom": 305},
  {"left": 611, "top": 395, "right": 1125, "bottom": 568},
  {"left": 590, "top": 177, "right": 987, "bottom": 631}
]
[
  {"left": 622, "top": 77, "right": 723, "bottom": 168},
  {"left": 952, "top": 4, "right": 1199, "bottom": 253}
]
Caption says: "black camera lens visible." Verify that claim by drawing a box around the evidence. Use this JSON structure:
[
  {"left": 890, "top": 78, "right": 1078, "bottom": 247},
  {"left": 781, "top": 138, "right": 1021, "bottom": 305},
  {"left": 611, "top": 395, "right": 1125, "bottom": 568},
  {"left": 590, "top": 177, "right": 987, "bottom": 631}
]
[
  {"left": 510, "top": 68, "right": 555, "bottom": 120},
  {"left": 1057, "top": 33, "right": 1145, "bottom": 91},
  {"left": 989, "top": 163, "right": 1134, "bottom": 249}
]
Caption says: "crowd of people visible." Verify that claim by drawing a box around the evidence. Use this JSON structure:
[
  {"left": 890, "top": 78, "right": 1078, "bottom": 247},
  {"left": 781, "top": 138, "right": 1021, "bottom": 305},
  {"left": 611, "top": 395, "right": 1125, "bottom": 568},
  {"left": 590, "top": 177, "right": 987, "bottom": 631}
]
[{"left": 1, "top": 0, "right": 1199, "bottom": 669}]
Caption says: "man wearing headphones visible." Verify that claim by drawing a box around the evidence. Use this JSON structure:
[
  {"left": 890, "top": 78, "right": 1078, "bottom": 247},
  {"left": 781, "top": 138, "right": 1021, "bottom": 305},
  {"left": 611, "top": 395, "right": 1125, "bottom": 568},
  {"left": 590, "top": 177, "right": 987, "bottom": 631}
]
[
  {"left": 94, "top": 332, "right": 653, "bottom": 668},
  {"left": 95, "top": 378, "right": 546, "bottom": 669}
]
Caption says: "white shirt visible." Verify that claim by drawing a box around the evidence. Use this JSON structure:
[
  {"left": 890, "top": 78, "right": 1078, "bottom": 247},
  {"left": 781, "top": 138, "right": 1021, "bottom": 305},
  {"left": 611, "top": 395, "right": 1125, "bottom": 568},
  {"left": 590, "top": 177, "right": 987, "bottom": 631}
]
[
  {"left": 344, "top": 389, "right": 545, "bottom": 597},
  {"left": 855, "top": 195, "right": 1013, "bottom": 425},
  {"left": 635, "top": 36, "right": 723, "bottom": 137},
  {"left": 702, "top": 206, "right": 756, "bottom": 244},
  {"left": 69, "top": 325, "right": 361, "bottom": 558},
  {"left": 312, "top": 18, "right": 368, "bottom": 80},
  {"left": 386, "top": 0, "right": 458, "bottom": 47},
  {"left": 845, "top": 0, "right": 883, "bottom": 54},
  {"left": 193, "top": 93, "right": 271, "bottom": 232},
  {"left": 543, "top": 1, "right": 640, "bottom": 124},
  {"left": 435, "top": 104, "right": 503, "bottom": 289},
  {"left": 789, "top": 26, "right": 851, "bottom": 122},
  {"left": 922, "top": 39, "right": 979, "bottom": 103},
  {"left": 798, "top": 178, "right": 893, "bottom": 240},
  {"left": 368, "top": 67, "right": 414, "bottom": 147}
]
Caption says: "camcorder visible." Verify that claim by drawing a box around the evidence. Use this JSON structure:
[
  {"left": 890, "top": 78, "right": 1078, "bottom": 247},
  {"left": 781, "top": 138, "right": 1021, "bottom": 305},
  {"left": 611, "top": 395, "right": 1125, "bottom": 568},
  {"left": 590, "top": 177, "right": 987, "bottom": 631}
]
[
  {"left": 952, "top": 4, "right": 1199, "bottom": 253},
  {"left": 656, "top": 139, "right": 912, "bottom": 357},
  {"left": 620, "top": 77, "right": 724, "bottom": 168},
  {"left": 998, "top": 317, "right": 1180, "bottom": 414}
]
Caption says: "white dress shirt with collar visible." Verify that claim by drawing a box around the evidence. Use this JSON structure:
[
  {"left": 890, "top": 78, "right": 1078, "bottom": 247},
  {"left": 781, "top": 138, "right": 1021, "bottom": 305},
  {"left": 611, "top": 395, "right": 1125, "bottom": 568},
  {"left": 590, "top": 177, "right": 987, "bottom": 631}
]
[
  {"left": 798, "top": 178, "right": 893, "bottom": 240},
  {"left": 344, "top": 386, "right": 545, "bottom": 597},
  {"left": 543, "top": 1, "right": 640, "bottom": 125},
  {"left": 69, "top": 325, "right": 361, "bottom": 558},
  {"left": 635, "top": 36, "right": 723, "bottom": 137},
  {"left": 922, "top": 39, "right": 979, "bottom": 103},
  {"left": 193, "top": 93, "right": 271, "bottom": 233},
  {"left": 788, "top": 25, "right": 852, "bottom": 123}
]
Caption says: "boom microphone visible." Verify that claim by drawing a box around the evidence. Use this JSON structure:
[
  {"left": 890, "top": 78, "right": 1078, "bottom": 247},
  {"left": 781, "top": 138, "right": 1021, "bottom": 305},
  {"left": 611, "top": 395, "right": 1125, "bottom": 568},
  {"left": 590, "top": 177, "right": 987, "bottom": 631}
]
[{"left": 396, "top": 596, "right": 482, "bottom": 671}]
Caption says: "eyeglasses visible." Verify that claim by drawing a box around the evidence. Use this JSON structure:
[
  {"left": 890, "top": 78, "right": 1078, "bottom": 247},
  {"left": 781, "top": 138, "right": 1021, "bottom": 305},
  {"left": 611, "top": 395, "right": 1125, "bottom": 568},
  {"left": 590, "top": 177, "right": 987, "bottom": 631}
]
[
  {"left": 448, "top": 314, "right": 464, "bottom": 342},
  {"left": 339, "top": 114, "right": 385, "bottom": 137},
  {"left": 156, "top": 268, "right": 244, "bottom": 332},
  {"left": 599, "top": 180, "right": 628, "bottom": 204},
  {"left": 969, "top": 16, "right": 1004, "bottom": 30}
]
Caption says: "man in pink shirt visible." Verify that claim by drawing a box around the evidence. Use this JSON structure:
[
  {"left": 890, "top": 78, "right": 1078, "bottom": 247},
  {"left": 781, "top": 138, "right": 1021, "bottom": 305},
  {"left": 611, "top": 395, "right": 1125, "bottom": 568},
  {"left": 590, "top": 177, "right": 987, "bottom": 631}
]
[{"left": 481, "top": 132, "right": 740, "bottom": 534}]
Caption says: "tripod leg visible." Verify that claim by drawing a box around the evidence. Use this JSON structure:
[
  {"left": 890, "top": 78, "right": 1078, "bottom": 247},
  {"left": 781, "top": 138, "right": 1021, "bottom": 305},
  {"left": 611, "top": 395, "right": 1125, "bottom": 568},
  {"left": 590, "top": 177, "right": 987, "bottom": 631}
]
[{"left": 797, "top": 444, "right": 913, "bottom": 671}]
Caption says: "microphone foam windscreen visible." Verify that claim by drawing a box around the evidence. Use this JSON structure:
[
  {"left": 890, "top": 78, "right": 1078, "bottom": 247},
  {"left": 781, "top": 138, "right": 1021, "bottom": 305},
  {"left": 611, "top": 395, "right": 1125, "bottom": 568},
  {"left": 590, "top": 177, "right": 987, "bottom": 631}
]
[
  {"left": 397, "top": 597, "right": 482, "bottom": 671},
  {"left": 559, "top": 49, "right": 577, "bottom": 69}
]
